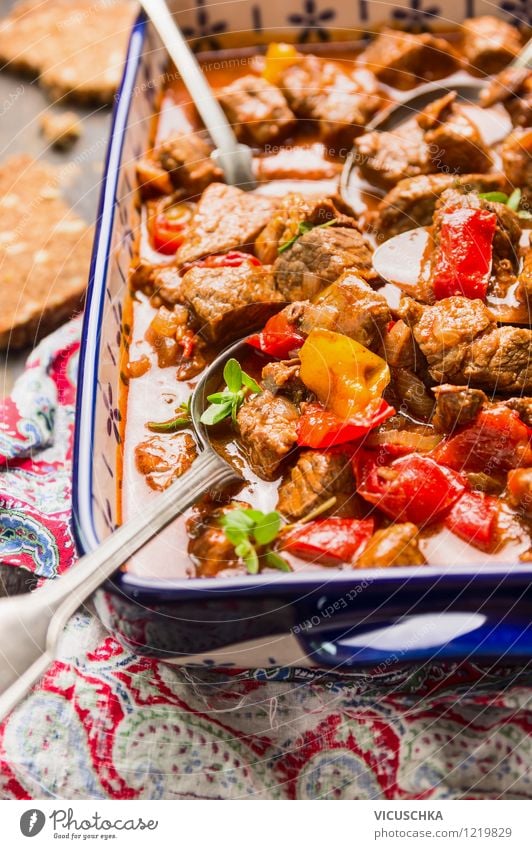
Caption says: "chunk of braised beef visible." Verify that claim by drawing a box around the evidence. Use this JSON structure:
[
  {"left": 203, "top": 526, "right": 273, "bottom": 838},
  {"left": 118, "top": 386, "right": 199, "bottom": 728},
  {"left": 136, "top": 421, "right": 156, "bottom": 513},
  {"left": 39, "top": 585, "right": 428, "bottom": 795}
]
[
  {"left": 354, "top": 523, "right": 427, "bottom": 568},
  {"left": 136, "top": 133, "right": 223, "bottom": 199},
  {"left": 261, "top": 358, "right": 307, "bottom": 401},
  {"left": 503, "top": 397, "right": 532, "bottom": 427},
  {"left": 461, "top": 16, "right": 522, "bottom": 76},
  {"left": 274, "top": 226, "right": 375, "bottom": 302},
  {"left": 176, "top": 183, "right": 276, "bottom": 265},
  {"left": 387, "top": 368, "right": 436, "bottom": 421},
  {"left": 217, "top": 75, "right": 296, "bottom": 147},
  {"left": 374, "top": 173, "right": 508, "bottom": 240},
  {"left": 480, "top": 67, "right": 532, "bottom": 128},
  {"left": 360, "top": 29, "right": 460, "bottom": 90},
  {"left": 432, "top": 384, "right": 488, "bottom": 433},
  {"left": 237, "top": 390, "right": 299, "bottom": 480},
  {"left": 135, "top": 432, "right": 197, "bottom": 491},
  {"left": 517, "top": 244, "right": 532, "bottom": 307},
  {"left": 180, "top": 263, "right": 283, "bottom": 344},
  {"left": 417, "top": 92, "right": 492, "bottom": 175},
  {"left": 277, "top": 450, "right": 357, "bottom": 521},
  {"left": 502, "top": 128, "right": 532, "bottom": 204},
  {"left": 353, "top": 121, "right": 430, "bottom": 191},
  {"left": 507, "top": 468, "right": 532, "bottom": 517},
  {"left": 280, "top": 55, "right": 383, "bottom": 149},
  {"left": 255, "top": 193, "right": 356, "bottom": 265},
  {"left": 130, "top": 256, "right": 168, "bottom": 297},
  {"left": 151, "top": 266, "right": 185, "bottom": 307},
  {"left": 398, "top": 295, "right": 532, "bottom": 393},
  {"left": 295, "top": 271, "right": 390, "bottom": 351},
  {"left": 187, "top": 500, "right": 250, "bottom": 577},
  {"left": 382, "top": 320, "right": 417, "bottom": 369},
  {"left": 487, "top": 200, "right": 522, "bottom": 273}
]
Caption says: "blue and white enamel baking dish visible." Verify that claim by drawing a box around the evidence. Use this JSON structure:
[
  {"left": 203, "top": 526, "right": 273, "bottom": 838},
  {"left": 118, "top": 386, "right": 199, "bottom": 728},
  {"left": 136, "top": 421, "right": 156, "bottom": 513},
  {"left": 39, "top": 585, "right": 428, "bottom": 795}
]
[{"left": 73, "top": 1, "right": 532, "bottom": 675}]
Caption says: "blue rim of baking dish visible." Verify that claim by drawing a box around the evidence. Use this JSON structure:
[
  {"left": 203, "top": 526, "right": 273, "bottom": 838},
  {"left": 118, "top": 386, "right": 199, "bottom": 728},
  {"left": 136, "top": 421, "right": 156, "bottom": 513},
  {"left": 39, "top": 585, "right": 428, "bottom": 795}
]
[
  {"left": 72, "top": 12, "right": 532, "bottom": 667},
  {"left": 73, "top": 10, "right": 147, "bottom": 556}
]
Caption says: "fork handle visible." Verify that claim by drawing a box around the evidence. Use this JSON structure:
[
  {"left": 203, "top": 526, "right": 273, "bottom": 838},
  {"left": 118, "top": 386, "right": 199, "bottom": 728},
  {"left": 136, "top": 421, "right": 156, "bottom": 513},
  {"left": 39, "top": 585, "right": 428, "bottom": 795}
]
[
  {"left": 139, "top": 0, "right": 255, "bottom": 187},
  {"left": 511, "top": 36, "right": 532, "bottom": 69},
  {"left": 0, "top": 451, "right": 237, "bottom": 722}
]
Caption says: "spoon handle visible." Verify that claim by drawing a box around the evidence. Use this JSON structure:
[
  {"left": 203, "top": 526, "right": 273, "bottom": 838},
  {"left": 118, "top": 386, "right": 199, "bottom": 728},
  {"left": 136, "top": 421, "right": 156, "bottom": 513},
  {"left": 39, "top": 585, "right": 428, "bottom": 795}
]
[
  {"left": 511, "top": 36, "right": 532, "bottom": 69},
  {"left": 139, "top": 0, "right": 255, "bottom": 187},
  {"left": 0, "top": 452, "right": 237, "bottom": 722}
]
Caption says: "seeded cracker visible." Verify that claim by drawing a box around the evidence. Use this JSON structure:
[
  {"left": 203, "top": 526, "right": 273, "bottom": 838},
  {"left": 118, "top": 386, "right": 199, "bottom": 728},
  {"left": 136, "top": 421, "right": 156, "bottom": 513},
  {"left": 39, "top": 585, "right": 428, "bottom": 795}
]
[
  {"left": 0, "top": 0, "right": 136, "bottom": 104},
  {"left": 0, "top": 154, "right": 93, "bottom": 349}
]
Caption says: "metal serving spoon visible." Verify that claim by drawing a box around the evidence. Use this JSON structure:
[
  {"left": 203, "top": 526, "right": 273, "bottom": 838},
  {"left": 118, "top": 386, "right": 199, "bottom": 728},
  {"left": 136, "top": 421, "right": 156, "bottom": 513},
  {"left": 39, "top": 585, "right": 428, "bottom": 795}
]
[
  {"left": 0, "top": 338, "right": 250, "bottom": 723},
  {"left": 139, "top": 0, "right": 255, "bottom": 188},
  {"left": 341, "top": 37, "right": 532, "bottom": 205}
]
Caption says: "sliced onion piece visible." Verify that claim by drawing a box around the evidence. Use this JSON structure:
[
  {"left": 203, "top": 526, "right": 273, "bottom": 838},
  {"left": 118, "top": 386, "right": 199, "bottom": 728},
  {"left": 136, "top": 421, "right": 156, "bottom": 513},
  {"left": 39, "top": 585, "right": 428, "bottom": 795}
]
[{"left": 366, "top": 429, "right": 442, "bottom": 452}]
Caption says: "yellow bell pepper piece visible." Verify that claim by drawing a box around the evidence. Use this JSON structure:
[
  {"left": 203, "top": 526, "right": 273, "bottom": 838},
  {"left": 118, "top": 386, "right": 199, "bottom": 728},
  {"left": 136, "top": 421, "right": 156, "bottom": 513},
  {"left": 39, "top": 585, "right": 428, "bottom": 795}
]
[
  {"left": 299, "top": 329, "right": 390, "bottom": 419},
  {"left": 262, "top": 43, "right": 301, "bottom": 85}
]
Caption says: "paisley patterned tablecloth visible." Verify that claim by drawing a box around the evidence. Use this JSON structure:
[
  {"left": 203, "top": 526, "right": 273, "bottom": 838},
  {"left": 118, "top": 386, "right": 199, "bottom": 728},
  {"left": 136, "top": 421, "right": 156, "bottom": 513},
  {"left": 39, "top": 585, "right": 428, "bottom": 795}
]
[{"left": 1, "top": 319, "right": 532, "bottom": 800}]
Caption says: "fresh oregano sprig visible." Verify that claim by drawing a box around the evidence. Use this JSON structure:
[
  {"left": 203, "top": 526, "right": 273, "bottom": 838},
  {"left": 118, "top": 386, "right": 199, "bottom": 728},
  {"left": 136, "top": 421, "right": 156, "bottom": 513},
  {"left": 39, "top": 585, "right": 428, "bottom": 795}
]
[
  {"left": 220, "top": 508, "right": 291, "bottom": 574},
  {"left": 200, "top": 358, "right": 262, "bottom": 426}
]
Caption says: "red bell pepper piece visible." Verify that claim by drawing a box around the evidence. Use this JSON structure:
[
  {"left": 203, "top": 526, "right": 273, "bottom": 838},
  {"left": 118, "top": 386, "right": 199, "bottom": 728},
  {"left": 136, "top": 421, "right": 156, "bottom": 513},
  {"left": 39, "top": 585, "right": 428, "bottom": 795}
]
[
  {"left": 444, "top": 490, "right": 499, "bottom": 551},
  {"left": 282, "top": 518, "right": 374, "bottom": 565},
  {"left": 247, "top": 311, "right": 305, "bottom": 359},
  {"left": 177, "top": 330, "right": 196, "bottom": 359},
  {"left": 180, "top": 250, "right": 261, "bottom": 274},
  {"left": 433, "top": 406, "right": 532, "bottom": 473},
  {"left": 297, "top": 399, "right": 395, "bottom": 449},
  {"left": 151, "top": 202, "right": 194, "bottom": 255},
  {"left": 431, "top": 206, "right": 497, "bottom": 301},
  {"left": 355, "top": 452, "right": 465, "bottom": 526}
]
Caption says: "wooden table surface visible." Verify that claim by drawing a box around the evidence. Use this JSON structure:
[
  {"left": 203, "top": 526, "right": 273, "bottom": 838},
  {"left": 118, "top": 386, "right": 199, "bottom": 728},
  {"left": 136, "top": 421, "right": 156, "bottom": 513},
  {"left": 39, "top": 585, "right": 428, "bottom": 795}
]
[{"left": 0, "top": 0, "right": 113, "bottom": 395}]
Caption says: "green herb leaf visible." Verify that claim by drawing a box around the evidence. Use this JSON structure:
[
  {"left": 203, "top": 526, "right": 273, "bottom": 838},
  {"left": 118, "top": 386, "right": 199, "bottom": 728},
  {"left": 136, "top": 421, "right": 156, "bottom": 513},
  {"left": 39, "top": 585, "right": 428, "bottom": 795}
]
[
  {"left": 206, "top": 390, "right": 235, "bottom": 404},
  {"left": 201, "top": 359, "right": 262, "bottom": 428},
  {"left": 479, "top": 191, "right": 509, "bottom": 203},
  {"left": 278, "top": 217, "right": 337, "bottom": 254},
  {"left": 146, "top": 414, "right": 190, "bottom": 433},
  {"left": 224, "top": 358, "right": 243, "bottom": 393},
  {"left": 244, "top": 508, "right": 269, "bottom": 524},
  {"left": 239, "top": 543, "right": 259, "bottom": 574},
  {"left": 265, "top": 551, "right": 292, "bottom": 572},
  {"left": 507, "top": 188, "right": 522, "bottom": 211},
  {"left": 241, "top": 372, "right": 262, "bottom": 394},
  {"left": 200, "top": 400, "right": 233, "bottom": 425},
  {"left": 219, "top": 507, "right": 287, "bottom": 575},
  {"left": 253, "top": 511, "right": 281, "bottom": 546},
  {"left": 223, "top": 527, "right": 247, "bottom": 546},
  {"left": 221, "top": 508, "right": 256, "bottom": 534}
]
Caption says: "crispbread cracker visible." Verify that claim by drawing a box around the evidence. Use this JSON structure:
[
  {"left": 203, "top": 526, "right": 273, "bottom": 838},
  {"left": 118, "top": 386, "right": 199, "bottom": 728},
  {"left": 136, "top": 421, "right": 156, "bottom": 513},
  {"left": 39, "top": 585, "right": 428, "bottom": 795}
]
[
  {"left": 0, "top": 154, "right": 93, "bottom": 349},
  {"left": 0, "top": 0, "right": 136, "bottom": 104}
]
